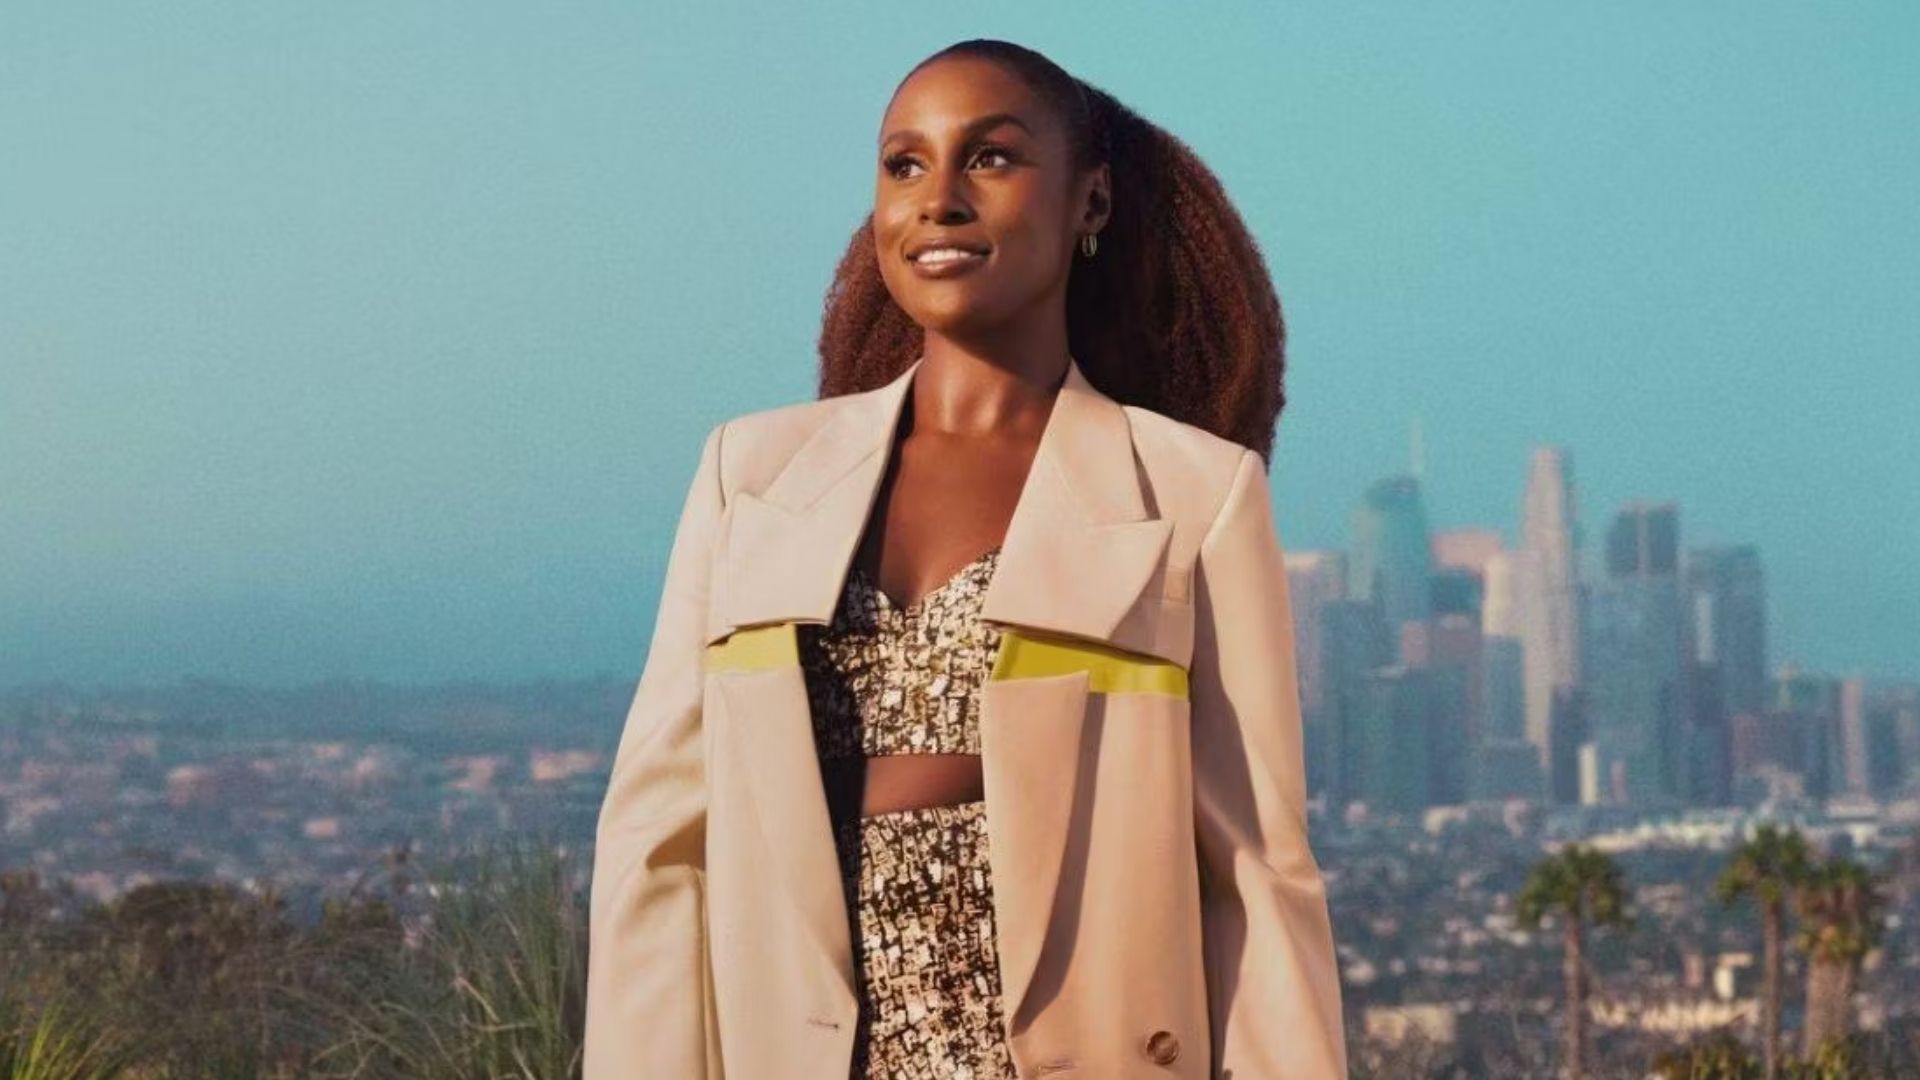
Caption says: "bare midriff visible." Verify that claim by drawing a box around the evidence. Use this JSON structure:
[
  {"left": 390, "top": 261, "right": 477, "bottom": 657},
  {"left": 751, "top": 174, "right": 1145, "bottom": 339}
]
[{"left": 823, "top": 753, "right": 986, "bottom": 818}]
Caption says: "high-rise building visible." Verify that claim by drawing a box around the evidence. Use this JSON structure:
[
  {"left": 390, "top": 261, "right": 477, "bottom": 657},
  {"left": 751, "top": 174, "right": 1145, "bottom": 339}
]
[
  {"left": 1520, "top": 448, "right": 1582, "bottom": 772},
  {"left": 1583, "top": 502, "right": 1690, "bottom": 806},
  {"left": 1426, "top": 564, "right": 1485, "bottom": 740},
  {"left": 1550, "top": 687, "right": 1590, "bottom": 805},
  {"left": 1607, "top": 500, "right": 1680, "bottom": 577},
  {"left": 1480, "top": 551, "right": 1528, "bottom": 746},
  {"left": 1285, "top": 550, "right": 1347, "bottom": 718},
  {"left": 1772, "top": 668, "right": 1842, "bottom": 800},
  {"left": 1348, "top": 476, "right": 1434, "bottom": 652},
  {"left": 1287, "top": 550, "right": 1348, "bottom": 804},
  {"left": 1353, "top": 665, "right": 1436, "bottom": 816},
  {"left": 1875, "top": 683, "right": 1920, "bottom": 795},
  {"left": 1686, "top": 658, "right": 1733, "bottom": 806},
  {"left": 1685, "top": 545, "right": 1769, "bottom": 718},
  {"left": 1427, "top": 665, "right": 1473, "bottom": 806},
  {"left": 1838, "top": 676, "right": 1870, "bottom": 797},
  {"left": 1681, "top": 544, "right": 1768, "bottom": 808},
  {"left": 1319, "top": 599, "right": 1396, "bottom": 815}
]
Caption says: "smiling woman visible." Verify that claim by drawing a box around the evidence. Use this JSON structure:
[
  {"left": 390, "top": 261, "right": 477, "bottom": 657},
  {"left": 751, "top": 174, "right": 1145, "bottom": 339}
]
[{"left": 587, "top": 37, "right": 1347, "bottom": 1080}]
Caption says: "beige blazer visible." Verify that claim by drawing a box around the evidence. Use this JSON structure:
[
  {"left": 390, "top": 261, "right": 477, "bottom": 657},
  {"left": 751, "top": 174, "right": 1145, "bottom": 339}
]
[{"left": 586, "top": 356, "right": 1347, "bottom": 1079}]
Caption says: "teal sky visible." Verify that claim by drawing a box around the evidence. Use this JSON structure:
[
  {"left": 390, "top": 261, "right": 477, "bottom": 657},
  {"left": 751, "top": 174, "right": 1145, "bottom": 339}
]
[{"left": 3, "top": 2, "right": 1914, "bottom": 689}]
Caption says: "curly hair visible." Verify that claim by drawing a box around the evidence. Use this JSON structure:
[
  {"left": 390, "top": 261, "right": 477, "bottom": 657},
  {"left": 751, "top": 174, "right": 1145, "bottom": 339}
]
[{"left": 816, "top": 38, "right": 1288, "bottom": 463}]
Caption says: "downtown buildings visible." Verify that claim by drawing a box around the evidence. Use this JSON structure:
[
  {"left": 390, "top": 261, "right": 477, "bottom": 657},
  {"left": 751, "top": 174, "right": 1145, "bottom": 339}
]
[{"left": 1288, "top": 447, "right": 1919, "bottom": 819}]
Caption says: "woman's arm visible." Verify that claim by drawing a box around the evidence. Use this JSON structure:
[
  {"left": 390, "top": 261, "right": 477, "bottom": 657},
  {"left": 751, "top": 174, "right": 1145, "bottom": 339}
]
[
  {"left": 584, "top": 420, "right": 728, "bottom": 1079},
  {"left": 1189, "top": 446, "right": 1348, "bottom": 1079}
]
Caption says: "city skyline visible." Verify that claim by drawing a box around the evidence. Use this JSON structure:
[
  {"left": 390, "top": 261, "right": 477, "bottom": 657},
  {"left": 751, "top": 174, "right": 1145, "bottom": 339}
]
[{"left": 1291, "top": 437, "right": 1917, "bottom": 818}]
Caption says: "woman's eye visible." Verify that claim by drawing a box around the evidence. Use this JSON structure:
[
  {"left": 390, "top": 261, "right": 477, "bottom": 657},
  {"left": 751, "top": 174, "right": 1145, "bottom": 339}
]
[{"left": 882, "top": 147, "right": 1012, "bottom": 179}]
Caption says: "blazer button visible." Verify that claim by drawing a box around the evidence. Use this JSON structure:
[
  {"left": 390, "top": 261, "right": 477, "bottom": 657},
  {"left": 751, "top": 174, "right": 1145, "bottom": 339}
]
[{"left": 1143, "top": 1029, "right": 1180, "bottom": 1065}]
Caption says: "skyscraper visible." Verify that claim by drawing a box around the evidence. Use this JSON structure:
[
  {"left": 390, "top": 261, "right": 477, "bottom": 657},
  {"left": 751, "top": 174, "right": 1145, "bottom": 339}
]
[
  {"left": 1353, "top": 665, "right": 1436, "bottom": 816},
  {"left": 1585, "top": 502, "right": 1690, "bottom": 806},
  {"left": 1772, "top": 668, "right": 1842, "bottom": 800},
  {"left": 1348, "top": 476, "right": 1434, "bottom": 658},
  {"left": 1686, "top": 545, "right": 1769, "bottom": 718},
  {"left": 1319, "top": 599, "right": 1395, "bottom": 815},
  {"left": 1520, "top": 447, "right": 1582, "bottom": 769},
  {"left": 1481, "top": 550, "right": 1528, "bottom": 744},
  {"left": 1287, "top": 550, "right": 1348, "bottom": 803},
  {"left": 1286, "top": 550, "right": 1348, "bottom": 718},
  {"left": 1682, "top": 544, "right": 1767, "bottom": 807}
]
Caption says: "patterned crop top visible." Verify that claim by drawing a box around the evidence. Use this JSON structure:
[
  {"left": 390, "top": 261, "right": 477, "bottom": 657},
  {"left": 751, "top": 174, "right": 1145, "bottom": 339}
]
[{"left": 799, "top": 546, "right": 1004, "bottom": 760}]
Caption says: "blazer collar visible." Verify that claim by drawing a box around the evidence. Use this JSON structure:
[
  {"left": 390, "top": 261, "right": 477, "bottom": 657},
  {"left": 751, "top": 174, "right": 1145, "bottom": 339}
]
[{"left": 708, "top": 354, "right": 1175, "bottom": 654}]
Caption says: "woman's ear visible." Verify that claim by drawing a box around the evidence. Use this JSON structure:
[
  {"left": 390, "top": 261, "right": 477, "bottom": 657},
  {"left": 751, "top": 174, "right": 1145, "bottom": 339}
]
[{"left": 1082, "top": 162, "right": 1112, "bottom": 233}]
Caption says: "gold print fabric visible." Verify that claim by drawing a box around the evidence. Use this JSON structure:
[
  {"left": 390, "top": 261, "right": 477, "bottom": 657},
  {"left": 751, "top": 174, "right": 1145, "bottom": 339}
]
[
  {"left": 800, "top": 547, "right": 1019, "bottom": 1078},
  {"left": 801, "top": 547, "right": 1005, "bottom": 760},
  {"left": 833, "top": 802, "right": 1018, "bottom": 1079}
]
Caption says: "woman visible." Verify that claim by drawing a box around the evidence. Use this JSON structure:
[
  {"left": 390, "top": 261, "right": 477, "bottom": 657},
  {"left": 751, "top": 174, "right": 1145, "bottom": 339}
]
[{"left": 587, "top": 38, "right": 1346, "bottom": 1080}]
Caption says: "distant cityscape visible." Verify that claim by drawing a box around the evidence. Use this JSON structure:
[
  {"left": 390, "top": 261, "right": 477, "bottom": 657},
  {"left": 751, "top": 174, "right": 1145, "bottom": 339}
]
[
  {"left": 1289, "top": 444, "right": 1919, "bottom": 816},
  {"left": 0, "top": 678, "right": 621, "bottom": 911},
  {"left": 1278, "top": 442, "right": 1920, "bottom": 1067}
]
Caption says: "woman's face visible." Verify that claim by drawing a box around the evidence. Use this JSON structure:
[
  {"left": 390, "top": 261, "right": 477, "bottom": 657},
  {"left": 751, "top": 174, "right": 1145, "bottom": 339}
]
[{"left": 873, "top": 57, "right": 1106, "bottom": 339}]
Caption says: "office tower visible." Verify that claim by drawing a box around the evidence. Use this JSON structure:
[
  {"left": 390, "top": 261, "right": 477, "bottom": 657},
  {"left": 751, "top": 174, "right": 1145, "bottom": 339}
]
[
  {"left": 1687, "top": 658, "right": 1734, "bottom": 807},
  {"left": 1549, "top": 688, "right": 1590, "bottom": 805},
  {"left": 1686, "top": 545, "right": 1770, "bottom": 718},
  {"left": 1878, "top": 684, "right": 1920, "bottom": 794},
  {"left": 1320, "top": 599, "right": 1395, "bottom": 814},
  {"left": 1287, "top": 551, "right": 1347, "bottom": 803},
  {"left": 1286, "top": 551, "right": 1347, "bottom": 717},
  {"left": 1427, "top": 664, "right": 1472, "bottom": 806},
  {"left": 1481, "top": 551, "right": 1528, "bottom": 745},
  {"left": 1353, "top": 665, "right": 1435, "bottom": 816},
  {"left": 1427, "top": 565, "right": 1484, "bottom": 739},
  {"left": 1859, "top": 685, "right": 1905, "bottom": 797},
  {"left": 1584, "top": 502, "right": 1690, "bottom": 806},
  {"left": 1348, "top": 476, "right": 1434, "bottom": 658},
  {"left": 1431, "top": 529, "right": 1533, "bottom": 804},
  {"left": 1837, "top": 676, "right": 1871, "bottom": 797},
  {"left": 1683, "top": 545, "right": 1767, "bottom": 807},
  {"left": 1773, "top": 668, "right": 1842, "bottom": 800},
  {"left": 1519, "top": 448, "right": 1582, "bottom": 771},
  {"left": 1607, "top": 500, "right": 1680, "bottom": 576}
]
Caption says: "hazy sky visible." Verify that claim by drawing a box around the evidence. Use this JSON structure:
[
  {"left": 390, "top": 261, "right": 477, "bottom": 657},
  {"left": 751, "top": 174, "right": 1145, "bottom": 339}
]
[{"left": 3, "top": 2, "right": 1914, "bottom": 689}]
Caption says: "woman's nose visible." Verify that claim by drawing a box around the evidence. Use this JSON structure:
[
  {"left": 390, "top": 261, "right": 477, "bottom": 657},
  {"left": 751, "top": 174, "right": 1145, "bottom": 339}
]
[{"left": 919, "top": 166, "right": 974, "bottom": 224}]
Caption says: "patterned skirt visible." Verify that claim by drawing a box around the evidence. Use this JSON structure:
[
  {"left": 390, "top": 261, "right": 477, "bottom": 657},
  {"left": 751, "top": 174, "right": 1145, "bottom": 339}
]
[{"left": 831, "top": 799, "right": 1020, "bottom": 1079}]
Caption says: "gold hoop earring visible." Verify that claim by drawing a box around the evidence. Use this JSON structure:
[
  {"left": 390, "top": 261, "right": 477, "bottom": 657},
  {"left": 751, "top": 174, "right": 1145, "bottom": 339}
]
[{"left": 1080, "top": 232, "right": 1098, "bottom": 258}]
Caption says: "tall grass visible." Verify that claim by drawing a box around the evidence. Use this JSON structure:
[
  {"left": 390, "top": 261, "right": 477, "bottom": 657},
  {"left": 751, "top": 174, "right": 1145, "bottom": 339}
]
[{"left": 0, "top": 840, "right": 587, "bottom": 1080}]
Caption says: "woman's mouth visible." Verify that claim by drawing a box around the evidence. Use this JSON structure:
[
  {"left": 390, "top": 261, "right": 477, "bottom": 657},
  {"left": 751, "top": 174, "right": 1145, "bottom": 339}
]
[{"left": 907, "top": 247, "right": 989, "bottom": 278}]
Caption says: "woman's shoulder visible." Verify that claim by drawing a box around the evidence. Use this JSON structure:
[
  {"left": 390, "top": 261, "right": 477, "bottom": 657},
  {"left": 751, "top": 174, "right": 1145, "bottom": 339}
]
[
  {"left": 696, "top": 390, "right": 858, "bottom": 499},
  {"left": 1117, "top": 401, "right": 1254, "bottom": 489},
  {"left": 714, "top": 392, "right": 844, "bottom": 446}
]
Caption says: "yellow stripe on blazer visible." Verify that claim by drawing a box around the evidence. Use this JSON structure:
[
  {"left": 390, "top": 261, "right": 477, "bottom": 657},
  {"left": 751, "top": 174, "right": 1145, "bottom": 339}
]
[{"left": 586, "top": 355, "right": 1348, "bottom": 1079}]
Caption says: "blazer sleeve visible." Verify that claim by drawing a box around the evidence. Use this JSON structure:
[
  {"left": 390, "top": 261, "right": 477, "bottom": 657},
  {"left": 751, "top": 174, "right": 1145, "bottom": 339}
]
[
  {"left": 1189, "top": 447, "right": 1348, "bottom": 1079},
  {"left": 585, "top": 420, "right": 728, "bottom": 1079}
]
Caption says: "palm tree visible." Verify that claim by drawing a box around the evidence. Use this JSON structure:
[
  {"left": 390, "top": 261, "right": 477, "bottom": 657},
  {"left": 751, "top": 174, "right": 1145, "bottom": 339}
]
[
  {"left": 1714, "top": 822, "right": 1814, "bottom": 1080},
  {"left": 1793, "top": 854, "right": 1884, "bottom": 1058},
  {"left": 1517, "top": 842, "right": 1634, "bottom": 1080}
]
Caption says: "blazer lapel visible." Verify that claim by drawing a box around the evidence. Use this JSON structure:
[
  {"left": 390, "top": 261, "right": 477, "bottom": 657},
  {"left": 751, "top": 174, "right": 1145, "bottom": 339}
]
[
  {"left": 708, "top": 353, "right": 1178, "bottom": 1018},
  {"left": 711, "top": 353, "right": 1176, "bottom": 647}
]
